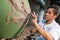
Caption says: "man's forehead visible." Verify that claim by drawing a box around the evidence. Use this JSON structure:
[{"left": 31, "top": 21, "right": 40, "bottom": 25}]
[{"left": 47, "top": 8, "right": 54, "bottom": 12}]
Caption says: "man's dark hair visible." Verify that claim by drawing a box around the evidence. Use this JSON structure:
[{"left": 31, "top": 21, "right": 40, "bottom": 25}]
[{"left": 47, "top": 5, "right": 60, "bottom": 15}]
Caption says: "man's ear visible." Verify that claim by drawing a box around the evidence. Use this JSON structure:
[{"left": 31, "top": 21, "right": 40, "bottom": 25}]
[{"left": 54, "top": 15, "right": 58, "bottom": 19}]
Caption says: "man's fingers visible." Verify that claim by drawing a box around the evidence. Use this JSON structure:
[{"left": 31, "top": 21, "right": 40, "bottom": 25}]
[
  {"left": 33, "top": 12, "right": 38, "bottom": 16},
  {"left": 31, "top": 13, "right": 34, "bottom": 17},
  {"left": 33, "top": 12, "right": 35, "bottom": 15},
  {"left": 37, "top": 13, "right": 38, "bottom": 16},
  {"left": 31, "top": 12, "right": 38, "bottom": 18}
]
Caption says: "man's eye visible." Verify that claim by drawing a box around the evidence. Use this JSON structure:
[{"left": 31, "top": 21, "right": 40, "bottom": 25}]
[
  {"left": 48, "top": 12, "right": 51, "bottom": 14},
  {"left": 45, "top": 11, "right": 51, "bottom": 14}
]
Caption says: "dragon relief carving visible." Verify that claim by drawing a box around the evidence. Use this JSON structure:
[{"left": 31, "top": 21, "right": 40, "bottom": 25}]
[{"left": 5, "top": 0, "right": 31, "bottom": 25}]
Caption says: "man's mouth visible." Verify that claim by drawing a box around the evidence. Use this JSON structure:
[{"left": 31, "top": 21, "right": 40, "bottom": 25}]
[{"left": 45, "top": 16, "right": 49, "bottom": 19}]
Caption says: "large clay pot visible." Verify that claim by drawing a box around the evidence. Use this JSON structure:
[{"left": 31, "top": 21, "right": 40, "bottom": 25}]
[{"left": 0, "top": 0, "right": 31, "bottom": 38}]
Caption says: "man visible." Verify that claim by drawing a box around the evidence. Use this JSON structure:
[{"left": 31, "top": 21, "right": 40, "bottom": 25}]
[{"left": 32, "top": 5, "right": 60, "bottom": 40}]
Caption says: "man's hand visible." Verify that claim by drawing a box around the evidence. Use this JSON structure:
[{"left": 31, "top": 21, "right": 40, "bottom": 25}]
[{"left": 31, "top": 12, "right": 38, "bottom": 24}]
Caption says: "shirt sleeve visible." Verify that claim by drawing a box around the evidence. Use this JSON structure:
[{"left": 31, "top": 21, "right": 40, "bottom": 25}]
[{"left": 48, "top": 29, "right": 59, "bottom": 40}]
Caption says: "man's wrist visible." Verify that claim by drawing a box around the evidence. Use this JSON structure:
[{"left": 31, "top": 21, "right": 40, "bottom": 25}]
[{"left": 33, "top": 22, "right": 38, "bottom": 26}]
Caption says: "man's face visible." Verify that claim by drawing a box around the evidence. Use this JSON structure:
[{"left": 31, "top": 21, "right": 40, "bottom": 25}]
[{"left": 45, "top": 8, "right": 56, "bottom": 21}]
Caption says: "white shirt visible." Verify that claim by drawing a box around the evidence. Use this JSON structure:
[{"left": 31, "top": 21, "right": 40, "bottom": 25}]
[{"left": 39, "top": 19, "right": 60, "bottom": 40}]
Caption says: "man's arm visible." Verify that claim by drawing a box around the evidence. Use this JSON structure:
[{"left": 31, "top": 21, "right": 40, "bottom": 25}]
[
  {"left": 31, "top": 12, "right": 53, "bottom": 40},
  {"left": 33, "top": 22, "right": 53, "bottom": 40}
]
